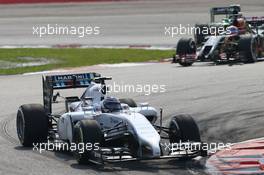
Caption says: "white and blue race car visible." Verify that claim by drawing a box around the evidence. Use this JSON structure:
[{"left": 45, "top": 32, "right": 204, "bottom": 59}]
[{"left": 16, "top": 72, "right": 206, "bottom": 164}]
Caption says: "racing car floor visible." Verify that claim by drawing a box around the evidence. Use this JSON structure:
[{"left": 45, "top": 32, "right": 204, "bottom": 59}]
[{"left": 1, "top": 62, "right": 264, "bottom": 175}]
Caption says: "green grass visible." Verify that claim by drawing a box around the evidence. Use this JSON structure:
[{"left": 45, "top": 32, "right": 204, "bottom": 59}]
[{"left": 0, "top": 48, "right": 174, "bottom": 75}]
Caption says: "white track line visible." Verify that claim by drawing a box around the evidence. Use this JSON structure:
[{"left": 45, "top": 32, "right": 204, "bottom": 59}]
[{"left": 0, "top": 45, "right": 174, "bottom": 50}]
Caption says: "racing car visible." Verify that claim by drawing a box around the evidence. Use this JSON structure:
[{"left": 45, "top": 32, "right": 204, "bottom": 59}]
[
  {"left": 173, "top": 5, "right": 264, "bottom": 66},
  {"left": 16, "top": 72, "right": 206, "bottom": 164}
]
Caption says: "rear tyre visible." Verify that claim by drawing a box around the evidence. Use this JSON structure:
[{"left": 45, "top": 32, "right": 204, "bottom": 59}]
[
  {"left": 257, "top": 37, "right": 264, "bottom": 58},
  {"left": 169, "top": 114, "right": 201, "bottom": 143},
  {"left": 119, "top": 98, "right": 137, "bottom": 108},
  {"left": 176, "top": 38, "right": 197, "bottom": 67},
  {"left": 257, "top": 51, "right": 263, "bottom": 58},
  {"left": 16, "top": 104, "right": 48, "bottom": 147},
  {"left": 238, "top": 36, "right": 257, "bottom": 63},
  {"left": 73, "top": 120, "right": 103, "bottom": 164}
]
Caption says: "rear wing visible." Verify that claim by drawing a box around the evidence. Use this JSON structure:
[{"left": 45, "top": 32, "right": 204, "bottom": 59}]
[
  {"left": 42, "top": 72, "right": 101, "bottom": 114},
  {"left": 210, "top": 5, "right": 241, "bottom": 22},
  {"left": 245, "top": 16, "right": 264, "bottom": 27}
]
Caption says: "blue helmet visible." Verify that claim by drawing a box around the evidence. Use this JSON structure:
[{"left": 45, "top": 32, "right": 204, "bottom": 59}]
[{"left": 101, "top": 97, "right": 122, "bottom": 113}]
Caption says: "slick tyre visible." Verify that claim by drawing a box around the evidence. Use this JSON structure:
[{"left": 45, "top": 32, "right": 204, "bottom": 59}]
[
  {"left": 16, "top": 104, "right": 48, "bottom": 147},
  {"left": 169, "top": 114, "right": 201, "bottom": 143},
  {"left": 194, "top": 24, "right": 209, "bottom": 46},
  {"left": 73, "top": 119, "right": 103, "bottom": 164},
  {"left": 176, "top": 38, "right": 196, "bottom": 66}
]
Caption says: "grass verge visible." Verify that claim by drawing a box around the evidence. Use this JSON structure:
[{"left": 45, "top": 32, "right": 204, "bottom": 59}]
[{"left": 0, "top": 48, "right": 174, "bottom": 75}]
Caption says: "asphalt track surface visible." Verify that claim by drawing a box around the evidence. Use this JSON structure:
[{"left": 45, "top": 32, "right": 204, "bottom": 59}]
[
  {"left": 1, "top": 61, "right": 264, "bottom": 175},
  {"left": 0, "top": 0, "right": 264, "bottom": 175},
  {"left": 0, "top": 0, "right": 263, "bottom": 47}
]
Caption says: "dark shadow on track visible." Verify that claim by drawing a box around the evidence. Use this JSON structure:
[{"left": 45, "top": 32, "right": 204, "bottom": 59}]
[
  {"left": 198, "top": 109, "right": 264, "bottom": 144},
  {"left": 173, "top": 57, "right": 264, "bottom": 68},
  {"left": 70, "top": 157, "right": 207, "bottom": 174},
  {"left": 173, "top": 62, "right": 245, "bottom": 68},
  {"left": 14, "top": 146, "right": 32, "bottom": 150}
]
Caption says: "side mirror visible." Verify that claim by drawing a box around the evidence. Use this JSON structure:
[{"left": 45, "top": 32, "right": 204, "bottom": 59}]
[
  {"left": 52, "top": 92, "right": 60, "bottom": 102},
  {"left": 82, "top": 97, "right": 93, "bottom": 106}
]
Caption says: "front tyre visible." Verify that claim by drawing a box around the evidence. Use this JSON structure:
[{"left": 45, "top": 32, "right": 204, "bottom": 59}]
[
  {"left": 194, "top": 24, "right": 209, "bottom": 46},
  {"left": 16, "top": 104, "right": 48, "bottom": 147},
  {"left": 73, "top": 119, "right": 103, "bottom": 164},
  {"left": 176, "top": 38, "right": 197, "bottom": 67},
  {"left": 169, "top": 114, "right": 201, "bottom": 143}
]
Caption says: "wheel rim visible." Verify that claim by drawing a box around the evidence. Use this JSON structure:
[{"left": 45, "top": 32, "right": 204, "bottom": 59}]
[
  {"left": 73, "top": 127, "right": 84, "bottom": 162},
  {"left": 189, "top": 41, "right": 196, "bottom": 52},
  {"left": 251, "top": 39, "right": 257, "bottom": 60},
  {"left": 16, "top": 110, "right": 25, "bottom": 144},
  {"left": 169, "top": 121, "right": 181, "bottom": 142}
]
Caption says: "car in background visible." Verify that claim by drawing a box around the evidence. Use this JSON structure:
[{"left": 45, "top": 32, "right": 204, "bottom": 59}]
[{"left": 173, "top": 5, "right": 264, "bottom": 66}]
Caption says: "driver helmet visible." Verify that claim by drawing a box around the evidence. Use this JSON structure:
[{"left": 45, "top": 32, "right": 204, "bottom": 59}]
[
  {"left": 226, "top": 25, "right": 239, "bottom": 36},
  {"left": 101, "top": 97, "right": 122, "bottom": 113}
]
